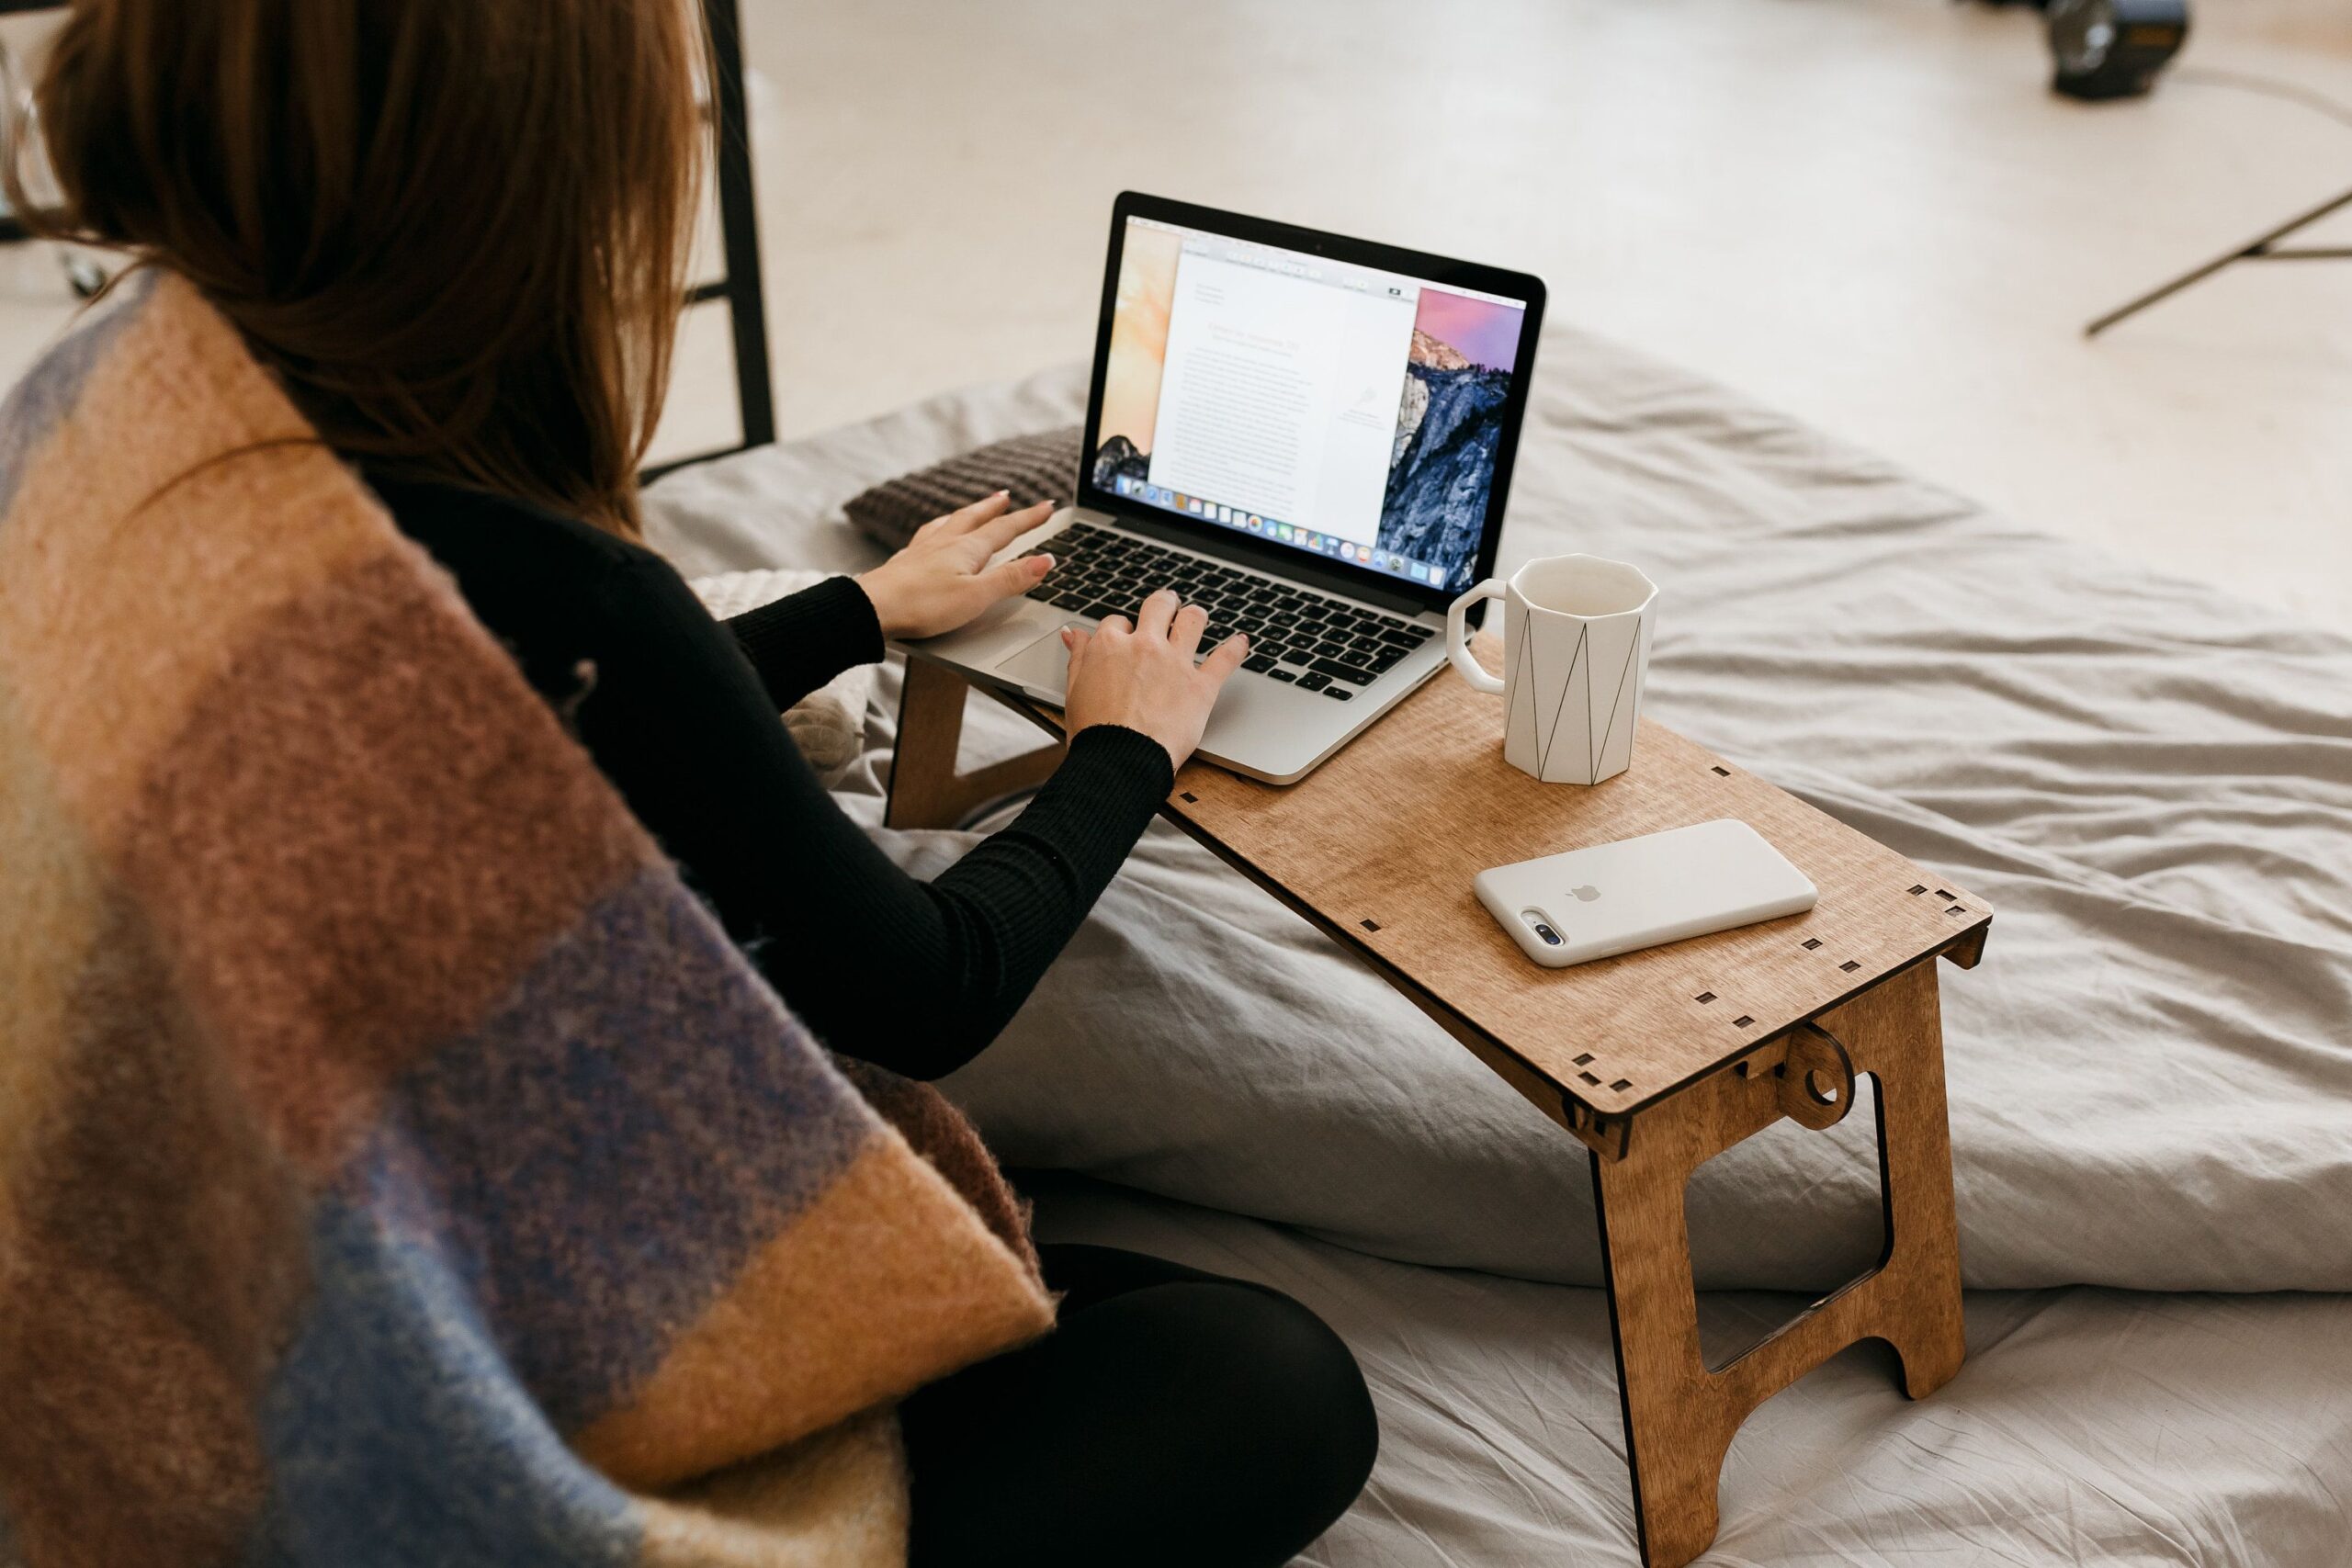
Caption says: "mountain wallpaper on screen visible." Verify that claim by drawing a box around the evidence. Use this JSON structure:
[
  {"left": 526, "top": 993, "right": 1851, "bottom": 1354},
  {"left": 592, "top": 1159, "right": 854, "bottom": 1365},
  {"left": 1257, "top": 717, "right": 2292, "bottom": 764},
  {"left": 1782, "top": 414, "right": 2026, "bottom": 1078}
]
[
  {"left": 1091, "top": 432, "right": 1149, "bottom": 491},
  {"left": 1374, "top": 327, "right": 1511, "bottom": 591}
]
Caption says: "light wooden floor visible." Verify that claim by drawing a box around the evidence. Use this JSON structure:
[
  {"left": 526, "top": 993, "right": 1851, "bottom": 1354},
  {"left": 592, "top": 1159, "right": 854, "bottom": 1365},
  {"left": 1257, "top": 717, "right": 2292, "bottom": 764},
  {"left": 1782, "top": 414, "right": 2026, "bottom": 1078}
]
[
  {"left": 724, "top": 0, "right": 2352, "bottom": 628},
  {"left": 2, "top": 1, "right": 2345, "bottom": 626}
]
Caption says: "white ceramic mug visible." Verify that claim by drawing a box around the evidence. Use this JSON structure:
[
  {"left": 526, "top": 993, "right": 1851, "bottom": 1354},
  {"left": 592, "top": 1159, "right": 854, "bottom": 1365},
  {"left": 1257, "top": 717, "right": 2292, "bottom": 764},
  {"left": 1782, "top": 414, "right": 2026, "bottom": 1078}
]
[{"left": 1445, "top": 554, "right": 1659, "bottom": 785}]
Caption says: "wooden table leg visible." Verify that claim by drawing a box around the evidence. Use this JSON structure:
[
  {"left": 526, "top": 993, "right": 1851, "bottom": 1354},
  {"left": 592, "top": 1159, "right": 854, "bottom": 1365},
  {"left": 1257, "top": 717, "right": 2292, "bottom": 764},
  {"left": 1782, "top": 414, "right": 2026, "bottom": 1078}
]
[
  {"left": 1592, "top": 959, "right": 1967, "bottom": 1568},
  {"left": 885, "top": 656, "right": 1066, "bottom": 830}
]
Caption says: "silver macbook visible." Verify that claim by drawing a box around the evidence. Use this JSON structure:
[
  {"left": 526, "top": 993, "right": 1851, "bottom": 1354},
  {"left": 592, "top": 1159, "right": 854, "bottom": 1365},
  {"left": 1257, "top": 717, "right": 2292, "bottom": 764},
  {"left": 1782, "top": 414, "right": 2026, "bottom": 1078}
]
[{"left": 905, "top": 192, "right": 1545, "bottom": 784}]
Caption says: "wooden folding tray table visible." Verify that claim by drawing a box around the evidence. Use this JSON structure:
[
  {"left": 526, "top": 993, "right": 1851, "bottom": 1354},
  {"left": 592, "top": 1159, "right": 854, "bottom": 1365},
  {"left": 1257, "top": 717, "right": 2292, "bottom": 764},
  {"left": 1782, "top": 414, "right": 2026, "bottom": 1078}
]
[{"left": 886, "top": 645, "right": 1990, "bottom": 1568}]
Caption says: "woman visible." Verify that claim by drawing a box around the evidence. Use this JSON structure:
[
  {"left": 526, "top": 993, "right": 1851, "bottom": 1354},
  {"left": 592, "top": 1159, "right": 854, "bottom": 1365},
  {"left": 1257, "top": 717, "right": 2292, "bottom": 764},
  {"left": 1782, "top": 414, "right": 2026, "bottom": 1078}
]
[{"left": 17, "top": 2, "right": 1375, "bottom": 1563}]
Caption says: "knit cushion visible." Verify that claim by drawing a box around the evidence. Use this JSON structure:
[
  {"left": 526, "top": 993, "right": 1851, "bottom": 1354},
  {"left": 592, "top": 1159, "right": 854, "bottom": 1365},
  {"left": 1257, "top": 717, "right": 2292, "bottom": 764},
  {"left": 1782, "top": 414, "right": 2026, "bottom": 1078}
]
[{"left": 842, "top": 426, "right": 1080, "bottom": 551}]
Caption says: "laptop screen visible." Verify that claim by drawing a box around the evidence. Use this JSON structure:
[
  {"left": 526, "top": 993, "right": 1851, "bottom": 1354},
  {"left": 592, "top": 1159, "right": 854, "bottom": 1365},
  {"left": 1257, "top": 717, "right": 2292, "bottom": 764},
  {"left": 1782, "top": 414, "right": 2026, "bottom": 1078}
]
[{"left": 1089, "top": 211, "right": 1531, "bottom": 598}]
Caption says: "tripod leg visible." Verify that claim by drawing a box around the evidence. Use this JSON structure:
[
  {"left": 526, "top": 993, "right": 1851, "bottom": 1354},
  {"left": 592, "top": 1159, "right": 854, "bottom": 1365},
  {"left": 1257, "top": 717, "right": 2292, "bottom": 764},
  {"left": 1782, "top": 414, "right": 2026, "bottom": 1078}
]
[{"left": 2085, "top": 185, "right": 2352, "bottom": 337}]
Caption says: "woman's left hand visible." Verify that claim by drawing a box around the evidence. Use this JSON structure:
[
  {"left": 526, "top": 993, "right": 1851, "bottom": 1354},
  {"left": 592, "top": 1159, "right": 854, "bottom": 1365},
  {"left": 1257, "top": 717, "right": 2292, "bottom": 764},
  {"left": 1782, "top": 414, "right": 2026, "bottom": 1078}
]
[{"left": 855, "top": 492, "right": 1059, "bottom": 640}]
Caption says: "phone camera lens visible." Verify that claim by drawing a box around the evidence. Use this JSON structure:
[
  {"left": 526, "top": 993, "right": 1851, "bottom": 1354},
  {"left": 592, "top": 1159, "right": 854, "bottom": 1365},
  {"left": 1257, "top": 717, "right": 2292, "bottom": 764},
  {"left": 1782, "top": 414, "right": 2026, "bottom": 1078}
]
[{"left": 1533, "top": 923, "right": 1562, "bottom": 946}]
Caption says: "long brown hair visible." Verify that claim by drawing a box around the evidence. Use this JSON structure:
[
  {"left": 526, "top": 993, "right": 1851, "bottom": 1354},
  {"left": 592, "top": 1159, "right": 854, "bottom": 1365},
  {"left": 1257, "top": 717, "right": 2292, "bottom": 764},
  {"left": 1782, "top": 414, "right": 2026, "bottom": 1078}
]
[{"left": 8, "top": 0, "right": 707, "bottom": 536}]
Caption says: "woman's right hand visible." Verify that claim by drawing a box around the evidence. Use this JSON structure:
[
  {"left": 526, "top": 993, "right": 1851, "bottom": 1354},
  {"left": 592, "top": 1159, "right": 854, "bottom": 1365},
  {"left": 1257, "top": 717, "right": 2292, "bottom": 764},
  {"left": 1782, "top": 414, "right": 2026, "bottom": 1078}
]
[{"left": 1061, "top": 588, "right": 1249, "bottom": 774}]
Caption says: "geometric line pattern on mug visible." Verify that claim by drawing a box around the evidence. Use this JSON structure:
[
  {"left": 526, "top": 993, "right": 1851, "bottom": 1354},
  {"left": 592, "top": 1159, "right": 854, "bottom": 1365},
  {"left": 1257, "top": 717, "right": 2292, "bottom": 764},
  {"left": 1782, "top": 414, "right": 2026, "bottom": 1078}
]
[
  {"left": 1534, "top": 618, "right": 1589, "bottom": 782},
  {"left": 1512, "top": 604, "right": 1543, "bottom": 779},
  {"left": 1596, "top": 623, "right": 1642, "bottom": 777}
]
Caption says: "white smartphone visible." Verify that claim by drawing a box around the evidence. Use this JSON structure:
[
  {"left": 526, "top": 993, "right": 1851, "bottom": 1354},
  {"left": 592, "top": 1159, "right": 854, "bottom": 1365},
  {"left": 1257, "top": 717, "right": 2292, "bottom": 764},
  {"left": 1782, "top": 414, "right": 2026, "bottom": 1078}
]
[{"left": 1475, "top": 818, "right": 1817, "bottom": 969}]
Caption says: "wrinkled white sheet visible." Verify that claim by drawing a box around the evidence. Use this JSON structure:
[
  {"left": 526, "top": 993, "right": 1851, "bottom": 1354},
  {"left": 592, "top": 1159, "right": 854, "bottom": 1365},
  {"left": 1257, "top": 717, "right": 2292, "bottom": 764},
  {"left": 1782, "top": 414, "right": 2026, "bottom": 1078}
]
[
  {"left": 1027, "top": 1173, "right": 2352, "bottom": 1568},
  {"left": 648, "top": 330, "right": 2352, "bottom": 1296},
  {"left": 644, "top": 329, "right": 2352, "bottom": 1561}
]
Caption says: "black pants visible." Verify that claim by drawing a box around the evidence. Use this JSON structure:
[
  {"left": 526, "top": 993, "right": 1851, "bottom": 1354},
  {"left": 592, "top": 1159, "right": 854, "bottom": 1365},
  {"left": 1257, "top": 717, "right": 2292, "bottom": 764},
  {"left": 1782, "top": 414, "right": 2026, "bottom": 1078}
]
[{"left": 899, "top": 1244, "right": 1379, "bottom": 1567}]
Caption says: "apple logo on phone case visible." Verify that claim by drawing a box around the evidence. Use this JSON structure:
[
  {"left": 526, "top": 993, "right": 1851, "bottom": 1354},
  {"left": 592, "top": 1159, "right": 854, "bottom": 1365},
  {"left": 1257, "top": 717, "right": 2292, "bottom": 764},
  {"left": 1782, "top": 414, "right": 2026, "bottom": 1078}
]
[{"left": 1572, "top": 884, "right": 1601, "bottom": 901}]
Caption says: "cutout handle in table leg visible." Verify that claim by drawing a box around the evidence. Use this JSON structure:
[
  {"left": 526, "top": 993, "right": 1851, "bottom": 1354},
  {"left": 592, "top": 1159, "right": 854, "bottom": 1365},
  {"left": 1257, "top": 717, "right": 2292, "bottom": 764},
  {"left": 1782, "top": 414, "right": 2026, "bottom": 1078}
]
[{"left": 1777, "top": 1022, "right": 1856, "bottom": 1131}]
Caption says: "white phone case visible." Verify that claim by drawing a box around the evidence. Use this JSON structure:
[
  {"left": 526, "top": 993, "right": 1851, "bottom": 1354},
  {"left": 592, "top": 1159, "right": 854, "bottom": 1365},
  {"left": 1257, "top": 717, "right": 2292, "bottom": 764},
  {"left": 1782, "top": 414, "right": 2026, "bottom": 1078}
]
[{"left": 1474, "top": 818, "right": 1817, "bottom": 968}]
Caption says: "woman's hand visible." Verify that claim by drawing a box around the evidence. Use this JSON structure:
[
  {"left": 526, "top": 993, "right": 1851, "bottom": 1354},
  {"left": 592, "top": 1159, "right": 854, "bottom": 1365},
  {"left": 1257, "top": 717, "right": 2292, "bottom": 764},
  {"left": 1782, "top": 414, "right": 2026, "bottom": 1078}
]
[
  {"left": 856, "top": 492, "right": 1058, "bottom": 640},
  {"left": 1061, "top": 588, "right": 1249, "bottom": 773}
]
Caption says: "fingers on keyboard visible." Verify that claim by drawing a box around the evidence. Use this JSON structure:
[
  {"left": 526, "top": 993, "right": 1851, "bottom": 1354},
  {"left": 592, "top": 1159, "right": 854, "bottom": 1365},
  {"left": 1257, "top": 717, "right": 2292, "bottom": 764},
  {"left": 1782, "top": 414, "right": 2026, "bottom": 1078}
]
[{"left": 1019, "top": 528, "right": 1432, "bottom": 671}]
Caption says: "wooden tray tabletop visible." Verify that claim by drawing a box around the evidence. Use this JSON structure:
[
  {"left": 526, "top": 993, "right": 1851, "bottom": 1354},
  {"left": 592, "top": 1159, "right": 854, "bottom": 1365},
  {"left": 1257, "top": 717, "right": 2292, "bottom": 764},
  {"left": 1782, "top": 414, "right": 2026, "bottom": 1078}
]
[{"left": 972, "top": 637, "right": 1988, "bottom": 1125}]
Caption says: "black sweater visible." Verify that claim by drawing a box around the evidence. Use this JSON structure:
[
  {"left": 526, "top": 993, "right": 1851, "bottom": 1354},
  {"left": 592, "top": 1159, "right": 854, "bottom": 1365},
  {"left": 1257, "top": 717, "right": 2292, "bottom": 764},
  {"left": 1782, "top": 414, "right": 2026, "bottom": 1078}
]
[{"left": 370, "top": 475, "right": 1172, "bottom": 1079}]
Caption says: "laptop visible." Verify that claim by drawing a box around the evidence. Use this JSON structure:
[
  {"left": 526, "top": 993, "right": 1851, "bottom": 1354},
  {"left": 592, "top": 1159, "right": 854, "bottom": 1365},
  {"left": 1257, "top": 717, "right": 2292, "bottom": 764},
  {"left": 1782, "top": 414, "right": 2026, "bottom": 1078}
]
[{"left": 907, "top": 192, "right": 1546, "bottom": 784}]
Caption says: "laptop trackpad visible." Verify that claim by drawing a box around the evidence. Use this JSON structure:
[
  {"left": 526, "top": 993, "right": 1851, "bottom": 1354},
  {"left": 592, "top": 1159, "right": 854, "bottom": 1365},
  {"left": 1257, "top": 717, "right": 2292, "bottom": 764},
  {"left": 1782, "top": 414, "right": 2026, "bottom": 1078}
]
[{"left": 993, "top": 623, "right": 1076, "bottom": 700}]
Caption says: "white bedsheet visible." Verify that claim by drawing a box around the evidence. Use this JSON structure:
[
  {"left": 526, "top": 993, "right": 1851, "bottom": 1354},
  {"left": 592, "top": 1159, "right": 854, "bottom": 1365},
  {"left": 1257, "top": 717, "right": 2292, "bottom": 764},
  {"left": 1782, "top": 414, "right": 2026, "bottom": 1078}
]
[
  {"left": 643, "top": 327, "right": 2352, "bottom": 1562},
  {"left": 649, "top": 332, "right": 2352, "bottom": 1296},
  {"left": 1027, "top": 1173, "right": 2352, "bottom": 1568}
]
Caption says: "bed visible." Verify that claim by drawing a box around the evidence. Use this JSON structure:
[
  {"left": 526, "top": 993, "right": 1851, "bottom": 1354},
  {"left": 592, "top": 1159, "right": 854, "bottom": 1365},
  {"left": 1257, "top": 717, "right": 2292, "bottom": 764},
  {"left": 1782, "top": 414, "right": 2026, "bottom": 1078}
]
[{"left": 644, "top": 325, "right": 2352, "bottom": 1566}]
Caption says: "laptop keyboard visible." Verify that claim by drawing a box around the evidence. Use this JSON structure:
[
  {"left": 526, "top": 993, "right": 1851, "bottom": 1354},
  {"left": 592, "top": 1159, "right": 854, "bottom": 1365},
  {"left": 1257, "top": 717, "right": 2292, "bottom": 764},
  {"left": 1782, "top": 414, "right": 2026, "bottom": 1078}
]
[{"left": 1018, "top": 522, "right": 1435, "bottom": 701}]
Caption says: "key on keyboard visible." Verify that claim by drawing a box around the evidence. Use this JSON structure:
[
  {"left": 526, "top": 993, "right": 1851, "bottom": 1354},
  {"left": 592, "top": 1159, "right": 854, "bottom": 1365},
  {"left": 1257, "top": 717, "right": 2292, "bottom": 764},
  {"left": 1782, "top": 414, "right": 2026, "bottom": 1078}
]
[{"left": 1023, "top": 528, "right": 1429, "bottom": 677}]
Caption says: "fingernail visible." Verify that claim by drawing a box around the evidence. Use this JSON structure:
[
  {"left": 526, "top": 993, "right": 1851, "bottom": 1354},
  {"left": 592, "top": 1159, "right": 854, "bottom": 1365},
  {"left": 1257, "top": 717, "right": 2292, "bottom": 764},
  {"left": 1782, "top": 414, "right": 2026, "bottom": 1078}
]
[{"left": 1034, "top": 552, "right": 1056, "bottom": 570}]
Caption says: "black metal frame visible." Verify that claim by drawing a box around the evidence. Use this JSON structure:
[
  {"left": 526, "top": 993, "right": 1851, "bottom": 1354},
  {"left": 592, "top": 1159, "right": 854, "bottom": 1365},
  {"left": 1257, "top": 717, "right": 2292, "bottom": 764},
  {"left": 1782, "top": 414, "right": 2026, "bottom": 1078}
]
[
  {"left": 650, "top": 0, "right": 776, "bottom": 478},
  {"left": 2086, "top": 184, "right": 2352, "bottom": 337},
  {"left": 0, "top": 0, "right": 775, "bottom": 474},
  {"left": 0, "top": 0, "right": 45, "bottom": 243}
]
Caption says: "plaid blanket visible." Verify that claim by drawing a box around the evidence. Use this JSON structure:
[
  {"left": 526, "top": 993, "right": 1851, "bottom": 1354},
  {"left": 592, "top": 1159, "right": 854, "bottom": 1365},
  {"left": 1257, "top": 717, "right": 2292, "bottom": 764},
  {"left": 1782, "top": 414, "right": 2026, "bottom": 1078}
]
[{"left": 0, "top": 271, "right": 1051, "bottom": 1567}]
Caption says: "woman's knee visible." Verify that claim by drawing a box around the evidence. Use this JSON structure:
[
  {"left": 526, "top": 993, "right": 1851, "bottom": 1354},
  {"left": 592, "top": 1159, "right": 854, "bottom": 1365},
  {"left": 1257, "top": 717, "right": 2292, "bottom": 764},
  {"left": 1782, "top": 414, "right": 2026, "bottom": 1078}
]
[
  {"left": 1130, "top": 1280, "right": 1380, "bottom": 1520},
  {"left": 903, "top": 1270, "right": 1377, "bottom": 1568}
]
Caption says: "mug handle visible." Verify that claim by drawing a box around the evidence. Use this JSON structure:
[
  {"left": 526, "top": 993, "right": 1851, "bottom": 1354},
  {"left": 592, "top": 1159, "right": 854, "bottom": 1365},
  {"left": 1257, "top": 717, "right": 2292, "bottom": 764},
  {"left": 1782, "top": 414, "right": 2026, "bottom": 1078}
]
[{"left": 1446, "top": 579, "right": 1506, "bottom": 694}]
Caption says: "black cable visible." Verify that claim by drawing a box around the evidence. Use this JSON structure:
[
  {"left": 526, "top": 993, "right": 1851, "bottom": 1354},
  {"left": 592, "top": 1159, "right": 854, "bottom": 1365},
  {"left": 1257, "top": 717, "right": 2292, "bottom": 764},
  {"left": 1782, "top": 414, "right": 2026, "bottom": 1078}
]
[{"left": 2170, "top": 65, "right": 2352, "bottom": 135}]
